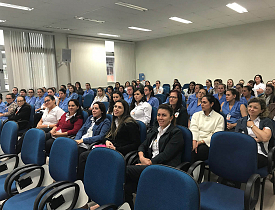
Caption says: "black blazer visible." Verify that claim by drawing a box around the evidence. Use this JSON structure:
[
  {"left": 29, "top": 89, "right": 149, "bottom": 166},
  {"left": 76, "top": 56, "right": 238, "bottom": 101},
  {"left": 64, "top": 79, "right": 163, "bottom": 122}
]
[
  {"left": 176, "top": 106, "right": 188, "bottom": 127},
  {"left": 8, "top": 103, "right": 31, "bottom": 130},
  {"left": 106, "top": 121, "right": 140, "bottom": 156},
  {"left": 138, "top": 124, "right": 184, "bottom": 167}
]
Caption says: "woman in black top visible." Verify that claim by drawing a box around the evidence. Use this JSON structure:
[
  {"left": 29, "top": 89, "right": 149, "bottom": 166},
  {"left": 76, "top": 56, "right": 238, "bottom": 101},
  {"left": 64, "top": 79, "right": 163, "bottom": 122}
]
[{"left": 75, "top": 81, "right": 84, "bottom": 95}]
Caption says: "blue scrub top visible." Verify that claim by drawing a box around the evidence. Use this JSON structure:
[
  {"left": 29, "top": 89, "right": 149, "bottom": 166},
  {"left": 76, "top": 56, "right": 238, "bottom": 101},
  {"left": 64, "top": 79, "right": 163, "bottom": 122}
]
[
  {"left": 240, "top": 96, "right": 254, "bottom": 106},
  {"left": 187, "top": 99, "right": 202, "bottom": 120},
  {"left": 213, "top": 94, "right": 226, "bottom": 105},
  {"left": 187, "top": 93, "right": 197, "bottom": 105},
  {"left": 222, "top": 101, "right": 242, "bottom": 123},
  {"left": 147, "top": 97, "right": 159, "bottom": 109}
]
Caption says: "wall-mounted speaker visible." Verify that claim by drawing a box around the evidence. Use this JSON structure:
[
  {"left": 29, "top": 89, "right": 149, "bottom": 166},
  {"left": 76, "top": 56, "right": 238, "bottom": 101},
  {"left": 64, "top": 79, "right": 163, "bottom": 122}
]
[{"left": 62, "top": 49, "right": 71, "bottom": 62}]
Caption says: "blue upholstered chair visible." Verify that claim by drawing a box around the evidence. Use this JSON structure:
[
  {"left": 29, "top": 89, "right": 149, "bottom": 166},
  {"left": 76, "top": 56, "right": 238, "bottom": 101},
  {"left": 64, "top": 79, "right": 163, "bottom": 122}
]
[
  {"left": 0, "top": 128, "right": 45, "bottom": 201},
  {"left": 155, "top": 94, "right": 166, "bottom": 104},
  {"left": 162, "top": 84, "right": 170, "bottom": 94},
  {"left": 82, "top": 110, "right": 88, "bottom": 123},
  {"left": 134, "top": 165, "right": 200, "bottom": 210},
  {"left": 183, "top": 84, "right": 190, "bottom": 89},
  {"left": 78, "top": 94, "right": 82, "bottom": 106},
  {"left": 150, "top": 107, "right": 157, "bottom": 126},
  {"left": 102, "top": 102, "right": 109, "bottom": 113},
  {"left": 2, "top": 137, "right": 78, "bottom": 210},
  {"left": 188, "top": 131, "right": 261, "bottom": 210},
  {"left": 137, "top": 120, "right": 146, "bottom": 144},
  {"left": 83, "top": 94, "right": 94, "bottom": 109},
  {"left": 106, "top": 114, "right": 112, "bottom": 123}
]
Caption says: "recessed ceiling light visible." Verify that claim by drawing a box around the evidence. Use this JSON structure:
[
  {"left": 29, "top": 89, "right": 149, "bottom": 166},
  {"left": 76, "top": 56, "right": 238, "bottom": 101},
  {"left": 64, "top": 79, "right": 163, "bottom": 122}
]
[
  {"left": 128, "top": 27, "right": 152, "bottom": 32},
  {"left": 0, "top": 20, "right": 6, "bottom": 23},
  {"left": 97, "top": 33, "right": 120, "bottom": 37},
  {"left": 169, "top": 17, "right": 192, "bottom": 24},
  {"left": 44, "top": 26, "right": 72, "bottom": 31},
  {"left": 0, "top": 2, "right": 33, "bottom": 11},
  {"left": 74, "top": 16, "right": 105, "bottom": 23},
  {"left": 226, "top": 2, "right": 248, "bottom": 13},
  {"left": 115, "top": 2, "right": 148, "bottom": 11}
]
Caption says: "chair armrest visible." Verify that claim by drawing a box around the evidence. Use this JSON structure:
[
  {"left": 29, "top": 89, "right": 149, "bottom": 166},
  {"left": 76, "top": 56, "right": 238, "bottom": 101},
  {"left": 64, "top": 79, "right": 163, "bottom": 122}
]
[
  {"left": 268, "top": 147, "right": 275, "bottom": 173},
  {"left": 244, "top": 174, "right": 261, "bottom": 210},
  {"left": 124, "top": 151, "right": 138, "bottom": 165},
  {"left": 33, "top": 181, "right": 70, "bottom": 210},
  {"left": 176, "top": 162, "right": 191, "bottom": 172},
  {"left": 88, "top": 140, "right": 103, "bottom": 150},
  {"left": 126, "top": 151, "right": 139, "bottom": 165},
  {"left": 0, "top": 154, "right": 19, "bottom": 175},
  {"left": 187, "top": 161, "right": 205, "bottom": 184},
  {"left": 34, "top": 182, "right": 80, "bottom": 210},
  {"left": 96, "top": 204, "right": 118, "bottom": 210},
  {"left": 4, "top": 164, "right": 44, "bottom": 197}
]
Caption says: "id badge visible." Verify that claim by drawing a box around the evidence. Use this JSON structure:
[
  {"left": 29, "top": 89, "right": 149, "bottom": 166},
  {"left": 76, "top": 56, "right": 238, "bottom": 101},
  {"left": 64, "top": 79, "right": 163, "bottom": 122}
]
[{"left": 226, "top": 114, "right": 231, "bottom": 121}]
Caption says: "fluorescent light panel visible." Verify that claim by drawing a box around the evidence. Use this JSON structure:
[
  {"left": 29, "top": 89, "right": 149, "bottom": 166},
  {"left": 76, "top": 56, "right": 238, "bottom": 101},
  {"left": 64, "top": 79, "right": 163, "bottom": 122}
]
[
  {"left": 169, "top": 17, "right": 192, "bottom": 24},
  {"left": 128, "top": 27, "right": 151, "bottom": 32},
  {"left": 44, "top": 26, "right": 72, "bottom": 31},
  {"left": 98, "top": 33, "right": 120, "bottom": 37},
  {"left": 0, "top": 2, "right": 33, "bottom": 11},
  {"left": 115, "top": 2, "right": 148, "bottom": 11},
  {"left": 75, "top": 16, "right": 105, "bottom": 23},
  {"left": 226, "top": 2, "right": 248, "bottom": 13},
  {"left": 0, "top": 20, "right": 6, "bottom": 23}
]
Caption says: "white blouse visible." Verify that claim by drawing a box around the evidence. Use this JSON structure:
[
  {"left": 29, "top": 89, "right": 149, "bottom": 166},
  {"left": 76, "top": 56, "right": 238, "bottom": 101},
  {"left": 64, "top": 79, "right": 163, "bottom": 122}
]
[
  {"left": 254, "top": 83, "right": 266, "bottom": 97},
  {"left": 90, "top": 95, "right": 108, "bottom": 107},
  {"left": 130, "top": 101, "right": 152, "bottom": 125},
  {"left": 42, "top": 106, "right": 65, "bottom": 125},
  {"left": 153, "top": 87, "right": 163, "bottom": 95}
]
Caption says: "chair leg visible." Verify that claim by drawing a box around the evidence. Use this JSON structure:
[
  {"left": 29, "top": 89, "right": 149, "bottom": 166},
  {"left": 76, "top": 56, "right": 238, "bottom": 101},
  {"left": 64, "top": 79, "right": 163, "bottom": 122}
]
[
  {"left": 260, "top": 178, "right": 266, "bottom": 210},
  {"left": 272, "top": 172, "right": 275, "bottom": 195}
]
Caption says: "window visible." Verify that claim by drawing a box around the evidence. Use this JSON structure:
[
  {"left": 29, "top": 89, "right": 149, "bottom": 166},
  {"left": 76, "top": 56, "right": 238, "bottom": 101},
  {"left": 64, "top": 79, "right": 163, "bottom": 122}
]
[{"left": 105, "top": 41, "right": 115, "bottom": 82}]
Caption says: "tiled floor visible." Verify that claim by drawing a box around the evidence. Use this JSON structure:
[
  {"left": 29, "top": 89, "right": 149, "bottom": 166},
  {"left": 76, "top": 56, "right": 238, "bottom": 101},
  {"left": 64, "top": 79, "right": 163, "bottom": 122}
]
[{"left": 256, "top": 179, "right": 275, "bottom": 210}]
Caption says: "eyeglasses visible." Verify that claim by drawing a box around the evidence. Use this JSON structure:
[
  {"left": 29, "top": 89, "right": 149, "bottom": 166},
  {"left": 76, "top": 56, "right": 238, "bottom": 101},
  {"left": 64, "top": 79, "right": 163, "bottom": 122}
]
[
  {"left": 44, "top": 99, "right": 51, "bottom": 103},
  {"left": 169, "top": 96, "right": 177, "bottom": 99},
  {"left": 28, "top": 92, "right": 33, "bottom": 93},
  {"left": 17, "top": 100, "right": 24, "bottom": 103},
  {"left": 6, "top": 98, "right": 12, "bottom": 100}
]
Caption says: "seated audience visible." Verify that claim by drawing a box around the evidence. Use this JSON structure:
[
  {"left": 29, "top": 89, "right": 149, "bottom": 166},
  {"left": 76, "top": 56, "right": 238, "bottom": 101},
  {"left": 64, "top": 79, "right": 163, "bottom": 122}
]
[
  {"left": 75, "top": 102, "right": 111, "bottom": 156},
  {"left": 75, "top": 81, "right": 84, "bottom": 95},
  {"left": 263, "top": 84, "right": 275, "bottom": 106},
  {"left": 89, "top": 87, "right": 108, "bottom": 109},
  {"left": 235, "top": 98, "right": 275, "bottom": 168},
  {"left": 144, "top": 85, "right": 159, "bottom": 109},
  {"left": 77, "top": 99, "right": 140, "bottom": 180},
  {"left": 213, "top": 83, "right": 226, "bottom": 105},
  {"left": 240, "top": 85, "right": 254, "bottom": 106},
  {"left": 153, "top": 80, "right": 163, "bottom": 95},
  {"left": 136, "top": 79, "right": 144, "bottom": 89},
  {"left": 12, "top": 87, "right": 19, "bottom": 98},
  {"left": 114, "top": 82, "right": 120, "bottom": 91},
  {"left": 206, "top": 79, "right": 213, "bottom": 93},
  {"left": 227, "top": 79, "right": 234, "bottom": 90},
  {"left": 8, "top": 96, "right": 31, "bottom": 130},
  {"left": 107, "top": 91, "right": 124, "bottom": 114},
  {"left": 235, "top": 83, "right": 243, "bottom": 99},
  {"left": 118, "top": 85, "right": 125, "bottom": 95},
  {"left": 124, "top": 104, "right": 184, "bottom": 209},
  {"left": 165, "top": 83, "right": 186, "bottom": 103},
  {"left": 34, "top": 88, "right": 45, "bottom": 112},
  {"left": 184, "top": 81, "right": 196, "bottom": 99},
  {"left": 124, "top": 85, "right": 134, "bottom": 105},
  {"left": 125, "top": 81, "right": 130, "bottom": 90},
  {"left": 272, "top": 79, "right": 275, "bottom": 88},
  {"left": 168, "top": 90, "right": 188, "bottom": 127},
  {"left": 66, "top": 83, "right": 71, "bottom": 97},
  {"left": 67, "top": 85, "right": 78, "bottom": 100},
  {"left": 25, "top": 89, "right": 36, "bottom": 105},
  {"left": 0, "top": 94, "right": 5, "bottom": 113},
  {"left": 19, "top": 89, "right": 27, "bottom": 97},
  {"left": 42, "top": 87, "right": 48, "bottom": 97},
  {"left": 0, "top": 93, "right": 18, "bottom": 121},
  {"left": 254, "top": 74, "right": 266, "bottom": 97},
  {"left": 83, "top": 83, "right": 94, "bottom": 97},
  {"left": 130, "top": 88, "right": 152, "bottom": 126},
  {"left": 190, "top": 95, "right": 224, "bottom": 162},
  {"left": 221, "top": 89, "right": 247, "bottom": 131},
  {"left": 239, "top": 79, "right": 245, "bottom": 85},
  {"left": 57, "top": 89, "right": 69, "bottom": 112},
  {"left": 210, "top": 79, "right": 222, "bottom": 95},
  {"left": 131, "top": 80, "right": 137, "bottom": 89},
  {"left": 145, "top": 80, "right": 150, "bottom": 86},
  {"left": 106, "top": 85, "right": 114, "bottom": 100},
  {"left": 45, "top": 99, "right": 83, "bottom": 154},
  {"left": 247, "top": 80, "right": 255, "bottom": 88},
  {"left": 187, "top": 83, "right": 204, "bottom": 107},
  {"left": 187, "top": 88, "right": 207, "bottom": 121}
]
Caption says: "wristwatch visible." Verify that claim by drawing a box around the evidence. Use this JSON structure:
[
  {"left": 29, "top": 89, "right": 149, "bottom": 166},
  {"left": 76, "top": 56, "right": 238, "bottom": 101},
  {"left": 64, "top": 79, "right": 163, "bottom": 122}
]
[{"left": 250, "top": 124, "right": 254, "bottom": 128}]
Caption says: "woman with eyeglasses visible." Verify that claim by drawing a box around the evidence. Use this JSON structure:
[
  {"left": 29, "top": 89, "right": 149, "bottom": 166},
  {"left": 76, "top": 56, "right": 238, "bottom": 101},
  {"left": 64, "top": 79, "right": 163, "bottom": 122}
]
[
  {"left": 25, "top": 89, "right": 36, "bottom": 106},
  {"left": 168, "top": 90, "right": 188, "bottom": 127},
  {"left": 0, "top": 93, "right": 18, "bottom": 121}
]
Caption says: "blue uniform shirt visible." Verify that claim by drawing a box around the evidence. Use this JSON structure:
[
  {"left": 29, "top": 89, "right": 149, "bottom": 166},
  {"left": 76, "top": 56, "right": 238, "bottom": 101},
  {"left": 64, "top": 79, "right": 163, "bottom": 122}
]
[
  {"left": 83, "top": 89, "right": 94, "bottom": 98},
  {"left": 68, "top": 92, "right": 78, "bottom": 100},
  {"left": 0, "top": 102, "right": 5, "bottom": 113},
  {"left": 187, "top": 93, "right": 197, "bottom": 105},
  {"left": 124, "top": 95, "right": 133, "bottom": 105},
  {"left": 187, "top": 99, "right": 202, "bottom": 120},
  {"left": 59, "top": 97, "right": 70, "bottom": 112},
  {"left": 34, "top": 96, "right": 45, "bottom": 110},
  {"left": 222, "top": 101, "right": 242, "bottom": 123},
  {"left": 147, "top": 97, "right": 159, "bottom": 109},
  {"left": 26, "top": 96, "right": 37, "bottom": 106},
  {"left": 240, "top": 96, "right": 254, "bottom": 106},
  {"left": 213, "top": 94, "right": 226, "bottom": 105}
]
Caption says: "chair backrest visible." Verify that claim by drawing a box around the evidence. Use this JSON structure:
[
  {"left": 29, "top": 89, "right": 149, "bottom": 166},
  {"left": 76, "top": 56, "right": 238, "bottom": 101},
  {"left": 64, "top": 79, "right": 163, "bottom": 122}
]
[
  {"left": 49, "top": 137, "right": 78, "bottom": 182},
  {"left": 83, "top": 94, "right": 94, "bottom": 108},
  {"left": 102, "top": 102, "right": 109, "bottom": 113},
  {"left": 150, "top": 107, "right": 157, "bottom": 126},
  {"left": 0, "top": 120, "right": 3, "bottom": 137},
  {"left": 153, "top": 84, "right": 156, "bottom": 88},
  {"left": 82, "top": 110, "right": 88, "bottom": 123},
  {"left": 176, "top": 125, "right": 192, "bottom": 163},
  {"left": 183, "top": 84, "right": 189, "bottom": 89},
  {"left": 21, "top": 128, "right": 46, "bottom": 166},
  {"left": 84, "top": 148, "right": 125, "bottom": 207},
  {"left": 0, "top": 121, "right": 18, "bottom": 154},
  {"left": 155, "top": 94, "right": 166, "bottom": 104},
  {"left": 182, "top": 99, "right": 186, "bottom": 108},
  {"left": 135, "top": 165, "right": 200, "bottom": 210},
  {"left": 106, "top": 114, "right": 113, "bottom": 123},
  {"left": 209, "top": 131, "right": 257, "bottom": 183},
  {"left": 137, "top": 120, "right": 147, "bottom": 143},
  {"left": 29, "top": 104, "right": 35, "bottom": 127},
  {"left": 219, "top": 112, "right": 227, "bottom": 131},
  {"left": 78, "top": 95, "right": 82, "bottom": 106}
]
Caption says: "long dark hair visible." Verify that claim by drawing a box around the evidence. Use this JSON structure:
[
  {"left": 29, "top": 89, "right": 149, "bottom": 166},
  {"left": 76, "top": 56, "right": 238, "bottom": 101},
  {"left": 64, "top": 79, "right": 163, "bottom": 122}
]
[
  {"left": 227, "top": 88, "right": 240, "bottom": 101},
  {"left": 68, "top": 99, "right": 83, "bottom": 123},
  {"left": 168, "top": 90, "right": 182, "bottom": 112},
  {"left": 145, "top": 85, "right": 154, "bottom": 97},
  {"left": 108, "top": 91, "right": 124, "bottom": 113},
  {"left": 202, "top": 95, "right": 221, "bottom": 113},
  {"left": 92, "top": 101, "right": 106, "bottom": 122},
  {"left": 75, "top": 82, "right": 81, "bottom": 89},
  {"left": 254, "top": 74, "right": 263, "bottom": 83},
  {"left": 130, "top": 88, "right": 146, "bottom": 111},
  {"left": 106, "top": 99, "right": 136, "bottom": 139},
  {"left": 187, "top": 81, "right": 196, "bottom": 94},
  {"left": 158, "top": 104, "right": 176, "bottom": 125},
  {"left": 69, "top": 85, "right": 76, "bottom": 95}
]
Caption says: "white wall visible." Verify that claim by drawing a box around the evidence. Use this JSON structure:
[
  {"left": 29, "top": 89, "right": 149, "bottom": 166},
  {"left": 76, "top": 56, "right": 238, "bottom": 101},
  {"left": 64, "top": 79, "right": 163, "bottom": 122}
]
[{"left": 135, "top": 19, "right": 275, "bottom": 86}]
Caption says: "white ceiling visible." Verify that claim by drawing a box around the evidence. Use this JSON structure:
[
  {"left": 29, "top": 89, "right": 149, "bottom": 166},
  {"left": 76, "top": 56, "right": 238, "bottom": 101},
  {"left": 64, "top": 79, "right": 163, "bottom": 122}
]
[{"left": 0, "top": 0, "right": 275, "bottom": 41}]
